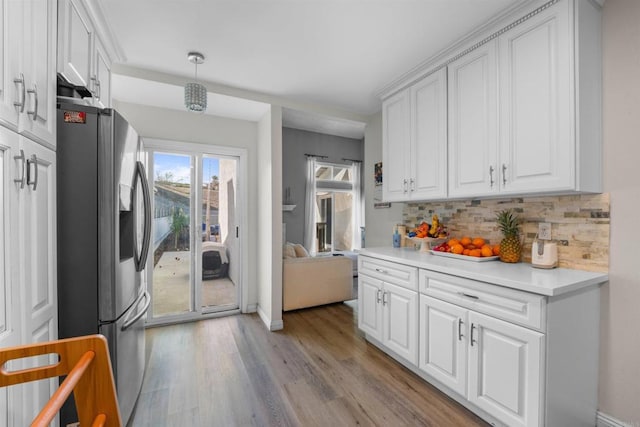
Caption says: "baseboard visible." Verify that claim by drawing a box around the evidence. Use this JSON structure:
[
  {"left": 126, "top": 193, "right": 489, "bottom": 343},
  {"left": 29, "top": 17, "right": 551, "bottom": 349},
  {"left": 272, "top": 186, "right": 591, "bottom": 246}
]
[
  {"left": 256, "top": 305, "right": 284, "bottom": 331},
  {"left": 245, "top": 303, "right": 257, "bottom": 313},
  {"left": 597, "top": 411, "right": 635, "bottom": 427}
]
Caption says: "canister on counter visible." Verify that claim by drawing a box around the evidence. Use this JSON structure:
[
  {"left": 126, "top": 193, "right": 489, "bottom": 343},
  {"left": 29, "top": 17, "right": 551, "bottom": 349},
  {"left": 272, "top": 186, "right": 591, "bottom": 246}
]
[{"left": 397, "top": 225, "right": 407, "bottom": 247}]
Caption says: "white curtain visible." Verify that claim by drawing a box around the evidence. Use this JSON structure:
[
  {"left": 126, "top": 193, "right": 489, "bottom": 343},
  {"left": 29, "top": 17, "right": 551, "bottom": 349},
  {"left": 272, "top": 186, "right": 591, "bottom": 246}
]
[
  {"left": 303, "top": 156, "right": 317, "bottom": 255},
  {"left": 351, "top": 161, "right": 363, "bottom": 250}
]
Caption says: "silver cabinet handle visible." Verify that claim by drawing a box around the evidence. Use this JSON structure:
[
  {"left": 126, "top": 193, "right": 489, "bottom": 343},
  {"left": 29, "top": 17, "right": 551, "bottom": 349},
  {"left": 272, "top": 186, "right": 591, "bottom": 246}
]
[
  {"left": 458, "top": 318, "right": 464, "bottom": 341},
  {"left": 375, "top": 268, "right": 387, "bottom": 274},
  {"left": 382, "top": 291, "right": 388, "bottom": 306},
  {"left": 95, "top": 79, "right": 101, "bottom": 99},
  {"left": 410, "top": 178, "right": 415, "bottom": 192},
  {"left": 489, "top": 165, "right": 494, "bottom": 188},
  {"left": 27, "top": 154, "right": 38, "bottom": 191},
  {"left": 13, "top": 149, "right": 25, "bottom": 189},
  {"left": 26, "top": 85, "right": 38, "bottom": 120},
  {"left": 13, "top": 74, "right": 25, "bottom": 112},
  {"left": 502, "top": 164, "right": 507, "bottom": 186},
  {"left": 376, "top": 289, "right": 382, "bottom": 304},
  {"left": 461, "top": 292, "right": 479, "bottom": 300},
  {"left": 403, "top": 179, "right": 408, "bottom": 193},
  {"left": 470, "top": 323, "right": 477, "bottom": 347}
]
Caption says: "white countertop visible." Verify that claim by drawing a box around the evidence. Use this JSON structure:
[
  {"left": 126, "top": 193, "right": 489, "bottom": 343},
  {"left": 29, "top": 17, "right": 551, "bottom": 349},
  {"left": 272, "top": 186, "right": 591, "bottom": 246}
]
[{"left": 359, "top": 247, "right": 608, "bottom": 297}]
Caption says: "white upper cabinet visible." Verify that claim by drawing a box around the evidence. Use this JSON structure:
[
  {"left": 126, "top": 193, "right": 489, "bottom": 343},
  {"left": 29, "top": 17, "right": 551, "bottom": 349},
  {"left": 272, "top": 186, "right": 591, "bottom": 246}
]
[
  {"left": 0, "top": 0, "right": 57, "bottom": 148},
  {"left": 58, "top": 0, "right": 113, "bottom": 107},
  {"left": 448, "top": 41, "right": 498, "bottom": 198},
  {"left": 410, "top": 68, "right": 447, "bottom": 200},
  {"left": 0, "top": 0, "right": 21, "bottom": 130},
  {"left": 94, "top": 38, "right": 112, "bottom": 108},
  {"left": 381, "top": 0, "right": 602, "bottom": 200},
  {"left": 498, "top": 1, "right": 573, "bottom": 194},
  {"left": 382, "top": 89, "right": 411, "bottom": 201},
  {"left": 58, "top": 0, "right": 93, "bottom": 89},
  {"left": 20, "top": 0, "right": 57, "bottom": 147},
  {"left": 382, "top": 68, "right": 447, "bottom": 202}
]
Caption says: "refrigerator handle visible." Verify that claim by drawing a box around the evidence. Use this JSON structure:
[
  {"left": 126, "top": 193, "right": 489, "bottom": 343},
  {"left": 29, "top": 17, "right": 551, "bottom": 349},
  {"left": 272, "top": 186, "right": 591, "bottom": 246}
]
[
  {"left": 134, "top": 161, "right": 152, "bottom": 272},
  {"left": 121, "top": 291, "right": 150, "bottom": 331}
]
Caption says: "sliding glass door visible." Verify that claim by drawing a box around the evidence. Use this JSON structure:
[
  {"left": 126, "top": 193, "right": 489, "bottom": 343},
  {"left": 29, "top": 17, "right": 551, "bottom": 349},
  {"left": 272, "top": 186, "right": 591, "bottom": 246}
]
[{"left": 144, "top": 142, "right": 242, "bottom": 325}]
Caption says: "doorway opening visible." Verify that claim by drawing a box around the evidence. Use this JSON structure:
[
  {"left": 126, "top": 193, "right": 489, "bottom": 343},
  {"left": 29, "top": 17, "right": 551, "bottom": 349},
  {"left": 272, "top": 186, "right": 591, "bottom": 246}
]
[{"left": 142, "top": 140, "right": 245, "bottom": 326}]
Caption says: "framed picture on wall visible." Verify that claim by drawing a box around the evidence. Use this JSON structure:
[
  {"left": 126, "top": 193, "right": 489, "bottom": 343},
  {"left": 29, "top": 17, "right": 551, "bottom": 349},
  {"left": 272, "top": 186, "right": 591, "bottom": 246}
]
[{"left": 373, "top": 162, "right": 390, "bottom": 208}]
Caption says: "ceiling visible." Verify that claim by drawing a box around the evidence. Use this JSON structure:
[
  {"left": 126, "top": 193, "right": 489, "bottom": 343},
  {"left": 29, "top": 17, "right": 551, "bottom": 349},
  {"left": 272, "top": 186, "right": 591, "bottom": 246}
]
[{"left": 99, "top": 0, "right": 526, "bottom": 135}]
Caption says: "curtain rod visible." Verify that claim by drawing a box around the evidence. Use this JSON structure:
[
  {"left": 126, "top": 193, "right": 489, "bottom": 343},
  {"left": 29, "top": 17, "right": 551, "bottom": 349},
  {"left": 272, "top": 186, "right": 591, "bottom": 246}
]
[
  {"left": 305, "top": 153, "right": 328, "bottom": 159},
  {"left": 342, "top": 158, "right": 362, "bottom": 163}
]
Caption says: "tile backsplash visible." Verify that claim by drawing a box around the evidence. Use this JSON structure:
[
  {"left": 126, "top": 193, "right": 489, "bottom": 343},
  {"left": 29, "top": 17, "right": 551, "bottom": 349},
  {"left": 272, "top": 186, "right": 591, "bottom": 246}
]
[{"left": 402, "top": 194, "right": 610, "bottom": 272}]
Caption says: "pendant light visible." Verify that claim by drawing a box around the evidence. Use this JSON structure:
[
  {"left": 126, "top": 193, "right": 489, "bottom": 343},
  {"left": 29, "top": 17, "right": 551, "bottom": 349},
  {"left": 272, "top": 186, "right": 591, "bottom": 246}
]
[{"left": 184, "top": 52, "right": 207, "bottom": 112}]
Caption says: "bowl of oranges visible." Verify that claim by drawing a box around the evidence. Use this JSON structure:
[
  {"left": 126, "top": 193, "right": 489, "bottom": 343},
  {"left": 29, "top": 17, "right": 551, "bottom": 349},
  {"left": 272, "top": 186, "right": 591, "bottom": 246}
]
[{"left": 431, "top": 237, "right": 500, "bottom": 261}]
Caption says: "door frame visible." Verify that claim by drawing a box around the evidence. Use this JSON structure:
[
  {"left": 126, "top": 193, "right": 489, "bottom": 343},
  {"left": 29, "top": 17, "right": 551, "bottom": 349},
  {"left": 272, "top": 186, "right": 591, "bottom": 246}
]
[{"left": 142, "top": 138, "right": 248, "bottom": 326}]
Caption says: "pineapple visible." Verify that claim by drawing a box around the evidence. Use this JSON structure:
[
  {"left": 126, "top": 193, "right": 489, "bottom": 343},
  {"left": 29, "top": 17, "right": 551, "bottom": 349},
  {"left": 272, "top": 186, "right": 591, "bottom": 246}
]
[{"left": 496, "top": 209, "right": 522, "bottom": 263}]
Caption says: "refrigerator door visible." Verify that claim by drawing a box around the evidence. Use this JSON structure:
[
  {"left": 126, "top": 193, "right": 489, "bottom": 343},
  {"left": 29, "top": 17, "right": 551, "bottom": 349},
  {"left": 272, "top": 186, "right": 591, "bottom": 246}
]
[
  {"left": 102, "top": 289, "right": 149, "bottom": 426},
  {"left": 99, "top": 110, "right": 142, "bottom": 321}
]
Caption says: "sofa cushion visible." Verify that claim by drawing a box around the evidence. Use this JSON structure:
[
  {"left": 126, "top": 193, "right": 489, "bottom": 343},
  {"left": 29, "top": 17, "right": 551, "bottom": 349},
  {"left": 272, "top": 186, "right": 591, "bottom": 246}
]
[
  {"left": 283, "top": 243, "right": 297, "bottom": 259},
  {"left": 293, "top": 244, "right": 310, "bottom": 258}
]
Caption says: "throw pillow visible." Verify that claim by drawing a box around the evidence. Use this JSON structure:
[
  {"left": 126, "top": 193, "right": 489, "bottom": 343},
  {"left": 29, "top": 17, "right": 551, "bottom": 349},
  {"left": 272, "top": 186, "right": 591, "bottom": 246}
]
[
  {"left": 283, "top": 243, "right": 296, "bottom": 259},
  {"left": 293, "top": 244, "right": 310, "bottom": 258}
]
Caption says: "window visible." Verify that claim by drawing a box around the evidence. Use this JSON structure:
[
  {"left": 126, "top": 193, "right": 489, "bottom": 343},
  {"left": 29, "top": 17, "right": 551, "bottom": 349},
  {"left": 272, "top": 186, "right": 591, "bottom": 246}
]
[{"left": 313, "top": 162, "right": 358, "bottom": 253}]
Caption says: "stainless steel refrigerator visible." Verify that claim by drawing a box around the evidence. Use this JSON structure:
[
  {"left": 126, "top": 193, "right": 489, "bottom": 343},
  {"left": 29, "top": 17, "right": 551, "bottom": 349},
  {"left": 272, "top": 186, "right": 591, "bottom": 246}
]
[{"left": 56, "top": 102, "right": 151, "bottom": 426}]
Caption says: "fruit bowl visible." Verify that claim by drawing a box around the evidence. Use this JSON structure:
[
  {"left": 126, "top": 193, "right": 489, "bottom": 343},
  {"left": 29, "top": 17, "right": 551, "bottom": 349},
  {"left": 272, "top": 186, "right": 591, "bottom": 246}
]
[{"left": 409, "top": 236, "right": 447, "bottom": 252}]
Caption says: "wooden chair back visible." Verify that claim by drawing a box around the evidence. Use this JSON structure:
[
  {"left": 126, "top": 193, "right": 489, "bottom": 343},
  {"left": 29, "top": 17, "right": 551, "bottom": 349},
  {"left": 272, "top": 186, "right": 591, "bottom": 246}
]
[{"left": 0, "top": 334, "right": 122, "bottom": 427}]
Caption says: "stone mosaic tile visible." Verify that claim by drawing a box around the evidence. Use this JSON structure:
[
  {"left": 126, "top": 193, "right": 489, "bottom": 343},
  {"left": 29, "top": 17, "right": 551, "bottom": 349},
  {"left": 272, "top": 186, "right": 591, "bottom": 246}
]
[{"left": 402, "top": 194, "right": 609, "bottom": 272}]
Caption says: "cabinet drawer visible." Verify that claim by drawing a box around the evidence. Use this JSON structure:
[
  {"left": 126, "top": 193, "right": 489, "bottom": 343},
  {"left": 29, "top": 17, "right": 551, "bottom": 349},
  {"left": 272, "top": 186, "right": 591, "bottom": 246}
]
[
  {"left": 419, "top": 270, "right": 545, "bottom": 331},
  {"left": 359, "top": 256, "right": 417, "bottom": 291}
]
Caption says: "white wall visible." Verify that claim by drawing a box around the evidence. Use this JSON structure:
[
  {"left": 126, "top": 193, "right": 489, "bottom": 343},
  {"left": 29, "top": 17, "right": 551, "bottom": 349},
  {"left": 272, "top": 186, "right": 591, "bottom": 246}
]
[
  {"left": 114, "top": 101, "right": 259, "bottom": 311},
  {"left": 256, "top": 106, "right": 284, "bottom": 331},
  {"left": 599, "top": 0, "right": 640, "bottom": 424},
  {"left": 363, "top": 111, "right": 403, "bottom": 248}
]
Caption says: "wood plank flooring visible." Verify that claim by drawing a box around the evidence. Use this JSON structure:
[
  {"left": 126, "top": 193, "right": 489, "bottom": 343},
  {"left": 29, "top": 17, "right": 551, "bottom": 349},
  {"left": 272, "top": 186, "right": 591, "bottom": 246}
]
[{"left": 130, "top": 302, "right": 488, "bottom": 427}]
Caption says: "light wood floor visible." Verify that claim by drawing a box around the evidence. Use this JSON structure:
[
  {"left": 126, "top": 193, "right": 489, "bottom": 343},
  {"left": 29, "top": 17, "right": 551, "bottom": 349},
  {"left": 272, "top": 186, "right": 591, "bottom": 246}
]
[{"left": 130, "top": 303, "right": 488, "bottom": 427}]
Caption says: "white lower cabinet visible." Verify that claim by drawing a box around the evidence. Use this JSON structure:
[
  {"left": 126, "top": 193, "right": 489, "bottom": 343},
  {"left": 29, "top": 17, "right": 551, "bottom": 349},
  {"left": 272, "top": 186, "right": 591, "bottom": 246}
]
[
  {"left": 467, "top": 311, "right": 543, "bottom": 427},
  {"left": 358, "top": 258, "right": 418, "bottom": 365},
  {"left": 419, "top": 295, "right": 467, "bottom": 396},
  {"left": 359, "top": 253, "right": 602, "bottom": 427},
  {"left": 0, "top": 127, "right": 57, "bottom": 427}
]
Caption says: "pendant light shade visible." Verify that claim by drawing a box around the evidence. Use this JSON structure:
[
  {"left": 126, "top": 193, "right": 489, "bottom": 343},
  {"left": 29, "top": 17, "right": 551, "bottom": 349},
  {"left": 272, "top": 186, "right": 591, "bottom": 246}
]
[{"left": 185, "top": 52, "right": 207, "bottom": 112}]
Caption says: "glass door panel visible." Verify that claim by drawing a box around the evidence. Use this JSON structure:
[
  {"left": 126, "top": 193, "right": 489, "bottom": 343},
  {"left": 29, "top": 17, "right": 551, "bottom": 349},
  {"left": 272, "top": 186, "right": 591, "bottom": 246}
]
[
  {"left": 151, "top": 152, "right": 193, "bottom": 317},
  {"left": 201, "top": 155, "right": 239, "bottom": 312}
]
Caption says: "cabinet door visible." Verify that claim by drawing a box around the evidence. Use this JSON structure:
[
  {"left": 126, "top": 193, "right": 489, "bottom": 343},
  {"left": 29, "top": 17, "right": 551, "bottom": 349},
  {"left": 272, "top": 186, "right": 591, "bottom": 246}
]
[
  {"left": 358, "top": 274, "right": 383, "bottom": 341},
  {"left": 57, "top": 0, "right": 93, "bottom": 88},
  {"left": 382, "top": 282, "right": 418, "bottom": 364},
  {"left": 0, "top": 0, "right": 21, "bottom": 130},
  {"left": 419, "top": 295, "right": 467, "bottom": 397},
  {"left": 499, "top": 1, "right": 573, "bottom": 194},
  {"left": 382, "top": 89, "right": 411, "bottom": 202},
  {"left": 18, "top": 138, "right": 57, "bottom": 426},
  {"left": 468, "top": 311, "right": 543, "bottom": 427},
  {"left": 20, "top": 0, "right": 57, "bottom": 147},
  {"left": 448, "top": 40, "right": 498, "bottom": 198},
  {"left": 410, "top": 68, "right": 447, "bottom": 200},
  {"left": 94, "top": 38, "right": 112, "bottom": 108},
  {"left": 0, "top": 127, "right": 20, "bottom": 427}
]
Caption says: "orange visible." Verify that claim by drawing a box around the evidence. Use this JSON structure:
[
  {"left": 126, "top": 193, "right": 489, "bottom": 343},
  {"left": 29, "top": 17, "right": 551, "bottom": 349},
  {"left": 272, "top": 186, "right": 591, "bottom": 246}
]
[
  {"left": 481, "top": 246, "right": 494, "bottom": 257},
  {"left": 462, "top": 249, "right": 471, "bottom": 256},
  {"left": 465, "top": 244, "right": 476, "bottom": 250},
  {"left": 472, "top": 237, "right": 486, "bottom": 247},
  {"left": 451, "top": 244, "right": 464, "bottom": 254},
  {"left": 492, "top": 244, "right": 500, "bottom": 256},
  {"left": 460, "top": 236, "right": 472, "bottom": 246},
  {"left": 469, "top": 249, "right": 482, "bottom": 257},
  {"left": 447, "top": 238, "right": 460, "bottom": 247}
]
